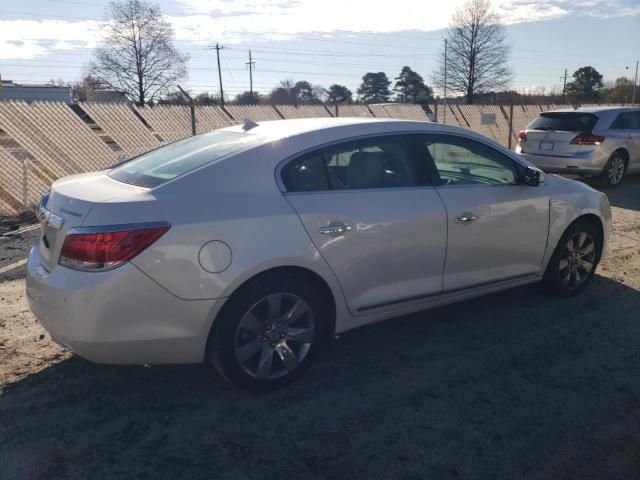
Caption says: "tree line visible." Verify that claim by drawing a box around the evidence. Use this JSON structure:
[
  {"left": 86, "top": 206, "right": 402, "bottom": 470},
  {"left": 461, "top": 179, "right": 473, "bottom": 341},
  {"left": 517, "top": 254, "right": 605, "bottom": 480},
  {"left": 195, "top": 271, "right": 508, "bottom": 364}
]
[{"left": 160, "top": 68, "right": 434, "bottom": 107}]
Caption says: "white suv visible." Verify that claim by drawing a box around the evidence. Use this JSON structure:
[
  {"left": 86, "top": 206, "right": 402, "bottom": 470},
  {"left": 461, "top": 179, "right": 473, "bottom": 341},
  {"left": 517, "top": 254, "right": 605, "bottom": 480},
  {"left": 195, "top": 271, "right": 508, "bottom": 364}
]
[{"left": 516, "top": 107, "right": 640, "bottom": 187}]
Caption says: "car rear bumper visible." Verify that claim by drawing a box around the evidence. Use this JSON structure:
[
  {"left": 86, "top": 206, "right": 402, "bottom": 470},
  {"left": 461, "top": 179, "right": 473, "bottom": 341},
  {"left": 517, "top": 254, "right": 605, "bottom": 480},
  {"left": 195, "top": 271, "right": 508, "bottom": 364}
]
[
  {"left": 518, "top": 150, "right": 608, "bottom": 175},
  {"left": 26, "top": 246, "right": 223, "bottom": 365}
]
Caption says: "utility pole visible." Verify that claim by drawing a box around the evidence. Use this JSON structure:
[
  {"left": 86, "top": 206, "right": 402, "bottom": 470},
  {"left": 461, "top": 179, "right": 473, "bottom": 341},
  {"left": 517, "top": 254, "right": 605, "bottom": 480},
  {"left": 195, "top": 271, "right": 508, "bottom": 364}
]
[
  {"left": 211, "top": 43, "right": 225, "bottom": 106},
  {"left": 443, "top": 38, "right": 448, "bottom": 124},
  {"left": 246, "top": 50, "right": 256, "bottom": 103},
  {"left": 633, "top": 60, "right": 638, "bottom": 105},
  {"left": 561, "top": 69, "right": 567, "bottom": 104}
]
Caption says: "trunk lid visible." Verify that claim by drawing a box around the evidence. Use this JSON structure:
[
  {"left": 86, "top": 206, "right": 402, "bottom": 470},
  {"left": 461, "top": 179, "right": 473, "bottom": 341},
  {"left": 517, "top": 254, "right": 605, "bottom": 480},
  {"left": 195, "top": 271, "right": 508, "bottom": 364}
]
[{"left": 37, "top": 171, "right": 148, "bottom": 270}]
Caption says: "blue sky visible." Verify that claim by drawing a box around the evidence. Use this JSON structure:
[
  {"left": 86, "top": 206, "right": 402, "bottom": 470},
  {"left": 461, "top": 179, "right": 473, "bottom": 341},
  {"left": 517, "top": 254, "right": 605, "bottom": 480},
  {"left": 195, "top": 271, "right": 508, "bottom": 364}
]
[{"left": 0, "top": 0, "right": 638, "bottom": 99}]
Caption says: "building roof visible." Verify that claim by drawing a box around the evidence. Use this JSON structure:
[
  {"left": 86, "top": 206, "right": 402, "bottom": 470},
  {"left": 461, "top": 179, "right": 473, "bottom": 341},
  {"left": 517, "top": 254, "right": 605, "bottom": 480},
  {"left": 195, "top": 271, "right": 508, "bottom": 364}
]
[{"left": 1, "top": 80, "right": 69, "bottom": 89}]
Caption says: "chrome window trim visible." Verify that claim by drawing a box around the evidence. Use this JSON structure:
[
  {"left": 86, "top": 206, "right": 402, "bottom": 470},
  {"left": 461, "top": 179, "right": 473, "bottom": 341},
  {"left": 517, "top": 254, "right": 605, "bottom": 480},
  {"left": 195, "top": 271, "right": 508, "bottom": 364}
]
[
  {"left": 66, "top": 221, "right": 171, "bottom": 236},
  {"left": 274, "top": 129, "right": 532, "bottom": 194},
  {"left": 275, "top": 130, "right": 418, "bottom": 193},
  {"left": 283, "top": 185, "right": 439, "bottom": 197}
]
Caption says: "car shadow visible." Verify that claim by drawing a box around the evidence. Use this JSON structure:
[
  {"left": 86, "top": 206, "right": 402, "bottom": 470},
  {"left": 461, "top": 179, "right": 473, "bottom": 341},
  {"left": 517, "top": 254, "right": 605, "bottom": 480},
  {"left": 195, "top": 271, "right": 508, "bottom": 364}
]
[
  {"left": 579, "top": 174, "right": 640, "bottom": 211},
  {"left": 2, "top": 275, "right": 640, "bottom": 479}
]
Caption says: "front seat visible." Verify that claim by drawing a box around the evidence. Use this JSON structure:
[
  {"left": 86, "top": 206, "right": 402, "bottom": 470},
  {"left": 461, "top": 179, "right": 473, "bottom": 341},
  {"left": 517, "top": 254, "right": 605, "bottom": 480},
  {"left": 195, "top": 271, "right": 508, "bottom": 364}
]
[{"left": 348, "top": 152, "right": 386, "bottom": 189}]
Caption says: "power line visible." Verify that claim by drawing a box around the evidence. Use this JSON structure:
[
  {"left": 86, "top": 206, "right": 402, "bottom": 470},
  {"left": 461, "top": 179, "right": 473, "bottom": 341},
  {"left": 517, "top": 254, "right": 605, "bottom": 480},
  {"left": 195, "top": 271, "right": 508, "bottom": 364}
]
[{"left": 0, "top": 56, "right": 606, "bottom": 76}]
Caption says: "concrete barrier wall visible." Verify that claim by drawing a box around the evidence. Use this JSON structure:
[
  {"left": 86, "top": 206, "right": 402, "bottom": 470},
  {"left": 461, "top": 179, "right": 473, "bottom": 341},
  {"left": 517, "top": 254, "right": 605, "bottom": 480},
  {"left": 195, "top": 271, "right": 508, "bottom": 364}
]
[{"left": 0, "top": 101, "right": 580, "bottom": 216}]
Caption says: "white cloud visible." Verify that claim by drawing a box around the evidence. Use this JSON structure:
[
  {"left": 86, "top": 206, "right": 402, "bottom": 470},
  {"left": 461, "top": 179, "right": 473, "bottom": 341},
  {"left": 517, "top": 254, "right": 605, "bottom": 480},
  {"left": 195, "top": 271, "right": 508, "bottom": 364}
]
[
  {"left": 52, "top": 41, "right": 78, "bottom": 51},
  {"left": 0, "top": 19, "right": 104, "bottom": 59},
  {"left": 168, "top": 0, "right": 639, "bottom": 44},
  {"left": 0, "top": 40, "right": 49, "bottom": 60},
  {"left": 174, "top": 0, "right": 465, "bottom": 39},
  {"left": 0, "top": 0, "right": 637, "bottom": 59},
  {"left": 494, "top": 1, "right": 569, "bottom": 23}
]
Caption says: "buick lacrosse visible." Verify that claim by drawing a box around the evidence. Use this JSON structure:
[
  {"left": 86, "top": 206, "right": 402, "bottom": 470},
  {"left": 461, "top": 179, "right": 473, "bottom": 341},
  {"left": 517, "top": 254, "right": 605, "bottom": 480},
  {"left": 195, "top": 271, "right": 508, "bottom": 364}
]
[{"left": 27, "top": 118, "right": 611, "bottom": 391}]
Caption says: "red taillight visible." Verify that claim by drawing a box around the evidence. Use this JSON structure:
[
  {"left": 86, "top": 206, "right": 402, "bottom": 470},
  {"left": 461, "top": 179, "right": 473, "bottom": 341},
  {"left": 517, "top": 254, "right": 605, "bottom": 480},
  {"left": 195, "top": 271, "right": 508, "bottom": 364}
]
[
  {"left": 59, "top": 224, "right": 169, "bottom": 271},
  {"left": 570, "top": 134, "right": 605, "bottom": 145},
  {"left": 518, "top": 129, "right": 527, "bottom": 142}
]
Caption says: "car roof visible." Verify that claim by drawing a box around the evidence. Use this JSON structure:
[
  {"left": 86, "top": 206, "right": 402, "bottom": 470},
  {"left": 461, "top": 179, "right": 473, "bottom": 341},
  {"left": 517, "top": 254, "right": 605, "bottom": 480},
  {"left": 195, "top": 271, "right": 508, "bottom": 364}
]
[
  {"left": 212, "top": 116, "right": 523, "bottom": 166},
  {"left": 545, "top": 106, "right": 640, "bottom": 114},
  {"left": 218, "top": 116, "right": 485, "bottom": 142},
  {"left": 221, "top": 117, "right": 411, "bottom": 137}
]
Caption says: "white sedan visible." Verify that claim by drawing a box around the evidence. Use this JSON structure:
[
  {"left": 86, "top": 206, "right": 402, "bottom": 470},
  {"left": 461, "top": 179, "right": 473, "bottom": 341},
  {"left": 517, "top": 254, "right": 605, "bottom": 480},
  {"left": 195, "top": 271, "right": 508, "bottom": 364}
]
[{"left": 26, "top": 118, "right": 611, "bottom": 391}]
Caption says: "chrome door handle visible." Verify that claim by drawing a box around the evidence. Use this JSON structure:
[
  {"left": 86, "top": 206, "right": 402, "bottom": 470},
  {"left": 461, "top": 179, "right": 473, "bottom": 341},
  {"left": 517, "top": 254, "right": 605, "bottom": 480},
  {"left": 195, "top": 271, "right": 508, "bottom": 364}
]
[
  {"left": 455, "top": 215, "right": 479, "bottom": 224},
  {"left": 319, "top": 222, "right": 351, "bottom": 235}
]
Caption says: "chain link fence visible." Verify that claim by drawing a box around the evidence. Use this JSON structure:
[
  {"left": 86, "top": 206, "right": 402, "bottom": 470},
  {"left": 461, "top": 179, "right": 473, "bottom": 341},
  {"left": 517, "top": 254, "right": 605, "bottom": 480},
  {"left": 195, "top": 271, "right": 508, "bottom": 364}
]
[{"left": 1, "top": 100, "right": 630, "bottom": 219}]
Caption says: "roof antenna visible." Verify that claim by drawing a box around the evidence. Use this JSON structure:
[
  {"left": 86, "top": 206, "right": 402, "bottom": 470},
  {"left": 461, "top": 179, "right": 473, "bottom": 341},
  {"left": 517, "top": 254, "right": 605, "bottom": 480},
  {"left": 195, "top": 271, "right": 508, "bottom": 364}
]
[{"left": 242, "top": 118, "right": 259, "bottom": 131}]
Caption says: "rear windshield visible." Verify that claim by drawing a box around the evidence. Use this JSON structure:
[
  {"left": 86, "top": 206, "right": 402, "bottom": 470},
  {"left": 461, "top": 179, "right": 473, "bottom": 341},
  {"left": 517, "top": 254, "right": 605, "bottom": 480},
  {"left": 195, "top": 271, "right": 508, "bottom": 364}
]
[
  {"left": 528, "top": 112, "right": 598, "bottom": 133},
  {"left": 109, "top": 131, "right": 264, "bottom": 188}
]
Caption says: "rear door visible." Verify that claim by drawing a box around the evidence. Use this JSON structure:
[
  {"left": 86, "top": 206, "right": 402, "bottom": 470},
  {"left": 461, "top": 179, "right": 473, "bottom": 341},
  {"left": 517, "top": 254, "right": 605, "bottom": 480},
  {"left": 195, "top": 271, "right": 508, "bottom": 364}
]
[
  {"left": 418, "top": 134, "right": 550, "bottom": 291},
  {"left": 521, "top": 112, "right": 598, "bottom": 157},
  {"left": 282, "top": 135, "right": 447, "bottom": 314},
  {"left": 622, "top": 112, "right": 640, "bottom": 165}
]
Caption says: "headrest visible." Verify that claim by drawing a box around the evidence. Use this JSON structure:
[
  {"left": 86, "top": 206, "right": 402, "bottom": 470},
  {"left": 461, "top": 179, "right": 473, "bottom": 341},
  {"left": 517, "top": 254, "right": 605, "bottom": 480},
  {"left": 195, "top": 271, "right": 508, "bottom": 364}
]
[{"left": 348, "top": 151, "right": 386, "bottom": 189}]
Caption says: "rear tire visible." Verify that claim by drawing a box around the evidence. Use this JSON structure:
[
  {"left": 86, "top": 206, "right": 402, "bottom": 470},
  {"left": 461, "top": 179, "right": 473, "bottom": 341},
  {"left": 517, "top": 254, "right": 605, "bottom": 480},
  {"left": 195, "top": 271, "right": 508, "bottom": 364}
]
[
  {"left": 542, "top": 221, "right": 602, "bottom": 297},
  {"left": 598, "top": 151, "right": 626, "bottom": 188},
  {"left": 207, "top": 272, "right": 331, "bottom": 392}
]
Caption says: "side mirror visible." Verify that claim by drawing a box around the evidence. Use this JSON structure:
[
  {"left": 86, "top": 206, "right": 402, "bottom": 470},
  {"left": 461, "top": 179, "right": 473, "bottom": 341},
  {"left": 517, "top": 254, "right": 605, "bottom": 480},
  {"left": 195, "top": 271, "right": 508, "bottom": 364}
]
[{"left": 522, "top": 166, "right": 542, "bottom": 186}]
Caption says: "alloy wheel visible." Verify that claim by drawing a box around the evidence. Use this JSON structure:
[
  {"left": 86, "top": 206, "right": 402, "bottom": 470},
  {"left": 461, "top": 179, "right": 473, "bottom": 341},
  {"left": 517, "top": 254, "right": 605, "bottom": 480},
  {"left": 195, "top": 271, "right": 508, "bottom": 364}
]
[
  {"left": 607, "top": 156, "right": 625, "bottom": 185},
  {"left": 558, "top": 231, "right": 596, "bottom": 289},
  {"left": 234, "top": 293, "right": 315, "bottom": 380}
]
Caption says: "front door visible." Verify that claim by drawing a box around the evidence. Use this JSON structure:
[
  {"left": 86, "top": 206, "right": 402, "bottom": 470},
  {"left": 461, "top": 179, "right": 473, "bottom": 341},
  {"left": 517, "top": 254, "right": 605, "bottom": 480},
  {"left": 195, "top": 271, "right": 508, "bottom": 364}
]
[
  {"left": 418, "top": 134, "right": 550, "bottom": 291},
  {"left": 281, "top": 135, "right": 447, "bottom": 314}
]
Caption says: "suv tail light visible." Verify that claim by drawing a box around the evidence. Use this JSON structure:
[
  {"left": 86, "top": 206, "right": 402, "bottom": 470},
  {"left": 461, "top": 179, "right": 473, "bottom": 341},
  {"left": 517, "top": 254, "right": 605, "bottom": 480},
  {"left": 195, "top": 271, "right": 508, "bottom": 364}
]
[
  {"left": 59, "top": 223, "right": 169, "bottom": 272},
  {"left": 518, "top": 129, "right": 527, "bottom": 142},
  {"left": 570, "top": 134, "right": 605, "bottom": 145}
]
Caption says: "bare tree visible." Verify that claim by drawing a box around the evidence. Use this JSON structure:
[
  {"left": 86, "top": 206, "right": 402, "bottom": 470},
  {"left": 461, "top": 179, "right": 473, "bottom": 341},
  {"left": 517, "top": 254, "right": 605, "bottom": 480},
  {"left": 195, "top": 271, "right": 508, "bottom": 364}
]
[
  {"left": 89, "top": 0, "right": 188, "bottom": 105},
  {"left": 433, "top": 0, "right": 512, "bottom": 104},
  {"left": 72, "top": 75, "right": 105, "bottom": 102}
]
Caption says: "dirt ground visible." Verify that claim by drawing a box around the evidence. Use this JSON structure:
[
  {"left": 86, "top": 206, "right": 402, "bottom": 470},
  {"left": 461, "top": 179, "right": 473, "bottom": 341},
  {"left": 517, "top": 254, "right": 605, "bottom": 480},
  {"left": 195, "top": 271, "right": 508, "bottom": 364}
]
[{"left": 1, "top": 177, "right": 640, "bottom": 480}]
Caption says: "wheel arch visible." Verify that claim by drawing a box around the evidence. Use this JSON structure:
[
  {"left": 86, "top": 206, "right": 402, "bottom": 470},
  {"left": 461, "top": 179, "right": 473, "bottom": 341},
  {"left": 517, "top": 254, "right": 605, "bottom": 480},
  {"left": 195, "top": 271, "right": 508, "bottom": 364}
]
[
  {"left": 611, "top": 147, "right": 630, "bottom": 170},
  {"left": 550, "top": 213, "right": 605, "bottom": 266},
  {"left": 544, "top": 194, "right": 610, "bottom": 274},
  {"left": 206, "top": 265, "right": 338, "bottom": 354},
  {"left": 572, "top": 213, "right": 604, "bottom": 242}
]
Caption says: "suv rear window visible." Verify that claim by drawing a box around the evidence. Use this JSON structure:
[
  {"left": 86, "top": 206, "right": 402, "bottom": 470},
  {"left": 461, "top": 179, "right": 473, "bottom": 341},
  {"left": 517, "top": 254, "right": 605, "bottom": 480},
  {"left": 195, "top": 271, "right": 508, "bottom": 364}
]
[
  {"left": 528, "top": 112, "right": 598, "bottom": 133},
  {"left": 109, "top": 131, "right": 264, "bottom": 188}
]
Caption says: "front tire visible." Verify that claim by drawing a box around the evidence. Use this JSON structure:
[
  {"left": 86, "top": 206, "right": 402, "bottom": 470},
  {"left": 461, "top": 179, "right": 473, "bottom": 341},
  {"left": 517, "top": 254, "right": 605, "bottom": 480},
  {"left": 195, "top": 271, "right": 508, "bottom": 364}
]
[
  {"left": 542, "top": 221, "right": 602, "bottom": 297},
  {"left": 599, "top": 151, "right": 626, "bottom": 188},
  {"left": 207, "top": 272, "right": 330, "bottom": 392}
]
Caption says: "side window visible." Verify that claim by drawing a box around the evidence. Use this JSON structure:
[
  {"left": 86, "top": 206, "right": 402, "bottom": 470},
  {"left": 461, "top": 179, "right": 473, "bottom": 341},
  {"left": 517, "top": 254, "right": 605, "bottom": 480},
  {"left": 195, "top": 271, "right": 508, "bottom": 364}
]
[
  {"left": 281, "top": 152, "right": 329, "bottom": 192},
  {"left": 610, "top": 114, "right": 625, "bottom": 130},
  {"left": 422, "top": 135, "right": 518, "bottom": 186},
  {"left": 324, "top": 137, "right": 415, "bottom": 189},
  {"left": 613, "top": 112, "right": 640, "bottom": 130},
  {"left": 629, "top": 112, "right": 640, "bottom": 130}
]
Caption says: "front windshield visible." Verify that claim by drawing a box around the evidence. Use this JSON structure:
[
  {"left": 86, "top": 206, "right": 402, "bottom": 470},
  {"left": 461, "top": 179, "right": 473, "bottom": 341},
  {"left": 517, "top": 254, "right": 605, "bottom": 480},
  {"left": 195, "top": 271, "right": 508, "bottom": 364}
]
[{"left": 109, "top": 131, "right": 264, "bottom": 188}]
